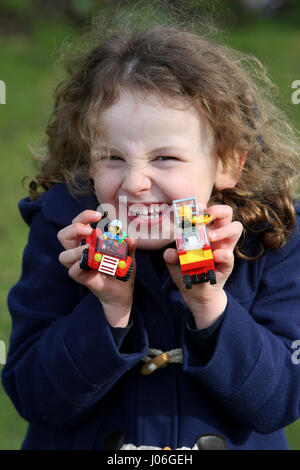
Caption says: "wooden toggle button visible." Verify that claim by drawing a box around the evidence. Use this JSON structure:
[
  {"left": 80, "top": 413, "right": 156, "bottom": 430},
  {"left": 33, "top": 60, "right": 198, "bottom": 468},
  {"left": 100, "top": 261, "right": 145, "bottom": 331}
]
[{"left": 140, "top": 352, "right": 170, "bottom": 375}]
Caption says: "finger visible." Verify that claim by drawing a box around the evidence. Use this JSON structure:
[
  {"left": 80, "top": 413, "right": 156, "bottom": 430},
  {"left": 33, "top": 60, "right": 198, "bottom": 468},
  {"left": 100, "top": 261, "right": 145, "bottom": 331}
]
[
  {"left": 57, "top": 210, "right": 103, "bottom": 250},
  {"left": 206, "top": 204, "right": 233, "bottom": 229},
  {"left": 213, "top": 248, "right": 234, "bottom": 265},
  {"left": 208, "top": 221, "right": 243, "bottom": 247},
  {"left": 212, "top": 248, "right": 235, "bottom": 277},
  {"left": 58, "top": 244, "right": 87, "bottom": 269},
  {"left": 123, "top": 237, "right": 137, "bottom": 284},
  {"left": 163, "top": 247, "right": 179, "bottom": 265},
  {"left": 57, "top": 224, "right": 93, "bottom": 250},
  {"left": 163, "top": 248, "right": 183, "bottom": 288},
  {"left": 126, "top": 236, "right": 137, "bottom": 259},
  {"left": 72, "top": 209, "right": 103, "bottom": 225},
  {"left": 67, "top": 259, "right": 104, "bottom": 290}
]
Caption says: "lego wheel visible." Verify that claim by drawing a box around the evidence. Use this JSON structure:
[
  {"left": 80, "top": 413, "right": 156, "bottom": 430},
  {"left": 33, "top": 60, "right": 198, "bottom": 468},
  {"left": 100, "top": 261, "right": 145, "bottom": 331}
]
[
  {"left": 183, "top": 274, "right": 192, "bottom": 289},
  {"left": 116, "top": 261, "right": 134, "bottom": 282},
  {"left": 208, "top": 269, "right": 216, "bottom": 285},
  {"left": 194, "top": 273, "right": 207, "bottom": 283},
  {"left": 80, "top": 248, "right": 91, "bottom": 270}
]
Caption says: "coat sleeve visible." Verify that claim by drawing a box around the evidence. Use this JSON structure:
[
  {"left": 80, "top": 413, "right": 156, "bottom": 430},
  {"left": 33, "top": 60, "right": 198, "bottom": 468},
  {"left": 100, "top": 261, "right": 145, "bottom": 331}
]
[
  {"left": 182, "top": 226, "right": 300, "bottom": 434},
  {"left": 1, "top": 209, "right": 149, "bottom": 431}
]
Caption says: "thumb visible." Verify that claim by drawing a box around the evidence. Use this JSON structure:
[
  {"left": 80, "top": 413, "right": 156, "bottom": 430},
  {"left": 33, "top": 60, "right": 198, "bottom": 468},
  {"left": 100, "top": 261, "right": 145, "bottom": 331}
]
[
  {"left": 126, "top": 237, "right": 137, "bottom": 283},
  {"left": 126, "top": 236, "right": 137, "bottom": 259},
  {"left": 163, "top": 248, "right": 184, "bottom": 289}
]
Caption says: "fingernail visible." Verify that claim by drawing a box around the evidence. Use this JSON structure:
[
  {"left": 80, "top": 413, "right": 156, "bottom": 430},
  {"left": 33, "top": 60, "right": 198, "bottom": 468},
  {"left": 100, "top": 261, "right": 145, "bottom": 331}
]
[{"left": 209, "top": 231, "right": 217, "bottom": 240}]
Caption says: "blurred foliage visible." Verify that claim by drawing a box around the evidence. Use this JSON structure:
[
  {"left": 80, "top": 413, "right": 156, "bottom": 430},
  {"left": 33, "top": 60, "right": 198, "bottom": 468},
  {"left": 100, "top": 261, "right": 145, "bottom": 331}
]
[
  {"left": 1, "top": 0, "right": 300, "bottom": 31},
  {"left": 0, "top": 0, "right": 31, "bottom": 15}
]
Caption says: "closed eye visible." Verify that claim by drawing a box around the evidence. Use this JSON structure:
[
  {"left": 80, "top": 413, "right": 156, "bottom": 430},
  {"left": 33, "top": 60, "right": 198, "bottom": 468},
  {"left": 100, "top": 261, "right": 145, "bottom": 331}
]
[
  {"left": 99, "top": 155, "right": 124, "bottom": 162},
  {"left": 101, "top": 155, "right": 181, "bottom": 164},
  {"left": 109, "top": 155, "right": 124, "bottom": 161},
  {"left": 155, "top": 156, "right": 179, "bottom": 161},
  {"left": 109, "top": 156, "right": 177, "bottom": 161}
]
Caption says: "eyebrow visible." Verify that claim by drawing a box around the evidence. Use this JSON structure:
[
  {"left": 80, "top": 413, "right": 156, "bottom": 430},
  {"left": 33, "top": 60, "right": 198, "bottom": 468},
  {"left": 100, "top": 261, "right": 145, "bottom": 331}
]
[{"left": 99, "top": 145, "right": 187, "bottom": 155}]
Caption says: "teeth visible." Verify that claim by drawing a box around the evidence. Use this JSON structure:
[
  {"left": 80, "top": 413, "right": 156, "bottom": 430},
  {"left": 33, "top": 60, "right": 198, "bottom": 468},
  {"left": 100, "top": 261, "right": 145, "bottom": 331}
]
[
  {"left": 130, "top": 211, "right": 161, "bottom": 218},
  {"left": 135, "top": 210, "right": 148, "bottom": 216},
  {"left": 151, "top": 205, "right": 161, "bottom": 214},
  {"left": 129, "top": 210, "right": 149, "bottom": 216},
  {"left": 139, "top": 213, "right": 160, "bottom": 219},
  {"left": 128, "top": 204, "right": 163, "bottom": 217}
]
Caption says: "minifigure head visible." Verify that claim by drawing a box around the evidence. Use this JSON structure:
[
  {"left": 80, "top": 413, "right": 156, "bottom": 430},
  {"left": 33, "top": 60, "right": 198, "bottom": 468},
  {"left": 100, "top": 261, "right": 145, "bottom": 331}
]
[
  {"left": 178, "top": 206, "right": 192, "bottom": 221},
  {"left": 108, "top": 219, "right": 122, "bottom": 234}
]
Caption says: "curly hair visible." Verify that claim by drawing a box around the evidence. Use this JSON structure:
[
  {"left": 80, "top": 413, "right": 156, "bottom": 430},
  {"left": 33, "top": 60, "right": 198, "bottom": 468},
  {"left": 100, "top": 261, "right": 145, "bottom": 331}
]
[{"left": 26, "top": 21, "right": 300, "bottom": 259}]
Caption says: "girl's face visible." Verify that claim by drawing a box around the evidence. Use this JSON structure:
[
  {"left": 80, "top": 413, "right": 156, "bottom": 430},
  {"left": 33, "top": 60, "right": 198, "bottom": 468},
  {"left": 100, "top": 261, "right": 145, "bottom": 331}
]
[{"left": 91, "top": 89, "right": 230, "bottom": 250}]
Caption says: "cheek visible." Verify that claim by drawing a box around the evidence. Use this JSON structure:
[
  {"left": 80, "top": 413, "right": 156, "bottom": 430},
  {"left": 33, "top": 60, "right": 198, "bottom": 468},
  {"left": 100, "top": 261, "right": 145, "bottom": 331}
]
[
  {"left": 189, "top": 159, "right": 218, "bottom": 196},
  {"left": 178, "top": 165, "right": 215, "bottom": 204},
  {"left": 92, "top": 169, "right": 118, "bottom": 203},
  {"left": 164, "top": 164, "right": 214, "bottom": 201}
]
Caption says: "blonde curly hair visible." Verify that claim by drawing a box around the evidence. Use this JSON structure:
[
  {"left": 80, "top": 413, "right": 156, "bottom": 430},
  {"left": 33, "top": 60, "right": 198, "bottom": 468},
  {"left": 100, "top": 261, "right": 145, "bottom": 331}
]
[{"left": 26, "top": 22, "right": 300, "bottom": 259}]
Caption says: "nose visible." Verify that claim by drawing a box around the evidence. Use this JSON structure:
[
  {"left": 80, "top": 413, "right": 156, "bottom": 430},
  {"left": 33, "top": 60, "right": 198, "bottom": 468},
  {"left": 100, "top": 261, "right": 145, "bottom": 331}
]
[{"left": 121, "top": 166, "right": 152, "bottom": 195}]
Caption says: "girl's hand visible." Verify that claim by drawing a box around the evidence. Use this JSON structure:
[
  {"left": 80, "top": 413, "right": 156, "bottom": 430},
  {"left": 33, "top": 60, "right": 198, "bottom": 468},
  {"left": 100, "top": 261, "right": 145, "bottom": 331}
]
[
  {"left": 164, "top": 204, "right": 243, "bottom": 329},
  {"left": 57, "top": 210, "right": 137, "bottom": 328}
]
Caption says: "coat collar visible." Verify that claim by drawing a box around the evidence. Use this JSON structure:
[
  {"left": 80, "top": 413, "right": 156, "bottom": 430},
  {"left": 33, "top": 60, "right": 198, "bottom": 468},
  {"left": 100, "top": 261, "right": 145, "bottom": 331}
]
[{"left": 19, "top": 183, "right": 99, "bottom": 227}]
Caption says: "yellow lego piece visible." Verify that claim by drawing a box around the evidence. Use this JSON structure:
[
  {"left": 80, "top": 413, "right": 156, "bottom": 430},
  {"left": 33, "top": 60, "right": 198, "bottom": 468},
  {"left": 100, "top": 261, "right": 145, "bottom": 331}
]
[{"left": 179, "top": 248, "right": 213, "bottom": 266}]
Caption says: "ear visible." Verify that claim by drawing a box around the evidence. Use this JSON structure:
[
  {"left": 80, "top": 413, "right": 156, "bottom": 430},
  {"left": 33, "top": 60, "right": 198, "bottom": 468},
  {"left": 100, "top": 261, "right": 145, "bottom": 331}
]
[{"left": 214, "top": 151, "right": 246, "bottom": 190}]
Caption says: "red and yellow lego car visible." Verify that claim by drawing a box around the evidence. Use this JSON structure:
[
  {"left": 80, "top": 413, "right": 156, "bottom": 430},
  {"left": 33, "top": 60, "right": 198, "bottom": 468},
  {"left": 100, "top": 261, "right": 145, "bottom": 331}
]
[
  {"left": 173, "top": 197, "right": 216, "bottom": 289},
  {"left": 79, "top": 227, "right": 133, "bottom": 281}
]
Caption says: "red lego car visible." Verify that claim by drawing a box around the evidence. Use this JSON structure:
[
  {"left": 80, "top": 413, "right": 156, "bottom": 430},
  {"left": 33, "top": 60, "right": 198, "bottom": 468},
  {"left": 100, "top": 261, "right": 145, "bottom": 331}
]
[{"left": 79, "top": 228, "right": 133, "bottom": 281}]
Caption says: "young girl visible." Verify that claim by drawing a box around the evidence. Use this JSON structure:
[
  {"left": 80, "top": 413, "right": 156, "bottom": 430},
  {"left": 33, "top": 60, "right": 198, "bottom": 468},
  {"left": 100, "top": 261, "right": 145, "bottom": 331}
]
[{"left": 2, "top": 24, "right": 300, "bottom": 450}]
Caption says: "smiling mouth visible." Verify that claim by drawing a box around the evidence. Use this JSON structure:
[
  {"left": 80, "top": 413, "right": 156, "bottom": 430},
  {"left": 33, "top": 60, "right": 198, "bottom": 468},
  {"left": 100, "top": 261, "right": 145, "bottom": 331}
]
[{"left": 127, "top": 203, "right": 171, "bottom": 221}]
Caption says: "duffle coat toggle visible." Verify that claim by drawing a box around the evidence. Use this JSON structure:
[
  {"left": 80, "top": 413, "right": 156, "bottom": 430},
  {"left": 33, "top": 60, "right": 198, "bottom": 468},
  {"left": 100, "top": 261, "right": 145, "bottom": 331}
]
[{"left": 140, "top": 348, "right": 183, "bottom": 375}]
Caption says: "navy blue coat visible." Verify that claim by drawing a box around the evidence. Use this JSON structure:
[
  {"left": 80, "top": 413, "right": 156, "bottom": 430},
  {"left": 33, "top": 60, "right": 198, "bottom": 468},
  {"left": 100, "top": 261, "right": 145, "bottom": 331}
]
[{"left": 2, "top": 183, "right": 300, "bottom": 450}]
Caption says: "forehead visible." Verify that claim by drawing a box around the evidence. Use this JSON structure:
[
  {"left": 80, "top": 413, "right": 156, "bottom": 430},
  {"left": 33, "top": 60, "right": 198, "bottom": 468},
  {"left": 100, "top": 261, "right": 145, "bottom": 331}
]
[
  {"left": 100, "top": 89, "right": 213, "bottom": 144},
  {"left": 102, "top": 88, "right": 192, "bottom": 114}
]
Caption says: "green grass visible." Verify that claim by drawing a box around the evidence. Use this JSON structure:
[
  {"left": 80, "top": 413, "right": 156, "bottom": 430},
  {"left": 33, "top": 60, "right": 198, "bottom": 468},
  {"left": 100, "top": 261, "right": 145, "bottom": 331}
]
[
  {"left": 226, "top": 19, "right": 300, "bottom": 127},
  {"left": 0, "top": 13, "right": 300, "bottom": 450}
]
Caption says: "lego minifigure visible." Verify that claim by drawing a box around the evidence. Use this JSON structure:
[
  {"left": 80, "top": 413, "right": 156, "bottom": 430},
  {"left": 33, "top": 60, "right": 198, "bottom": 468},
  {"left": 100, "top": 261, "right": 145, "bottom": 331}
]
[{"left": 103, "top": 219, "right": 129, "bottom": 244}]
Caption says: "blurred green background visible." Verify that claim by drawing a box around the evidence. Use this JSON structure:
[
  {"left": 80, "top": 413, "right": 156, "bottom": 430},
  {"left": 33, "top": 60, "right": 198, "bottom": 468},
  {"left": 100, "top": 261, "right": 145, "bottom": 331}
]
[{"left": 0, "top": 0, "right": 300, "bottom": 450}]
